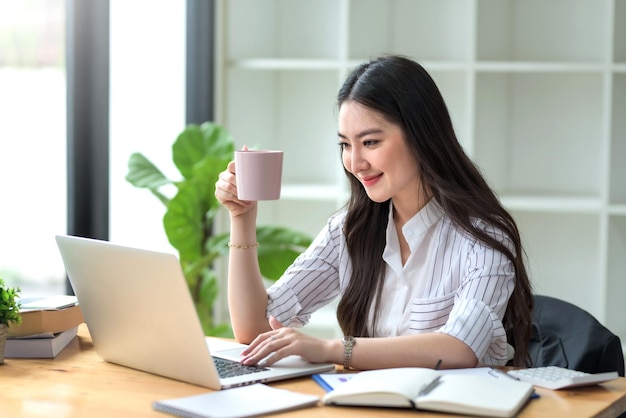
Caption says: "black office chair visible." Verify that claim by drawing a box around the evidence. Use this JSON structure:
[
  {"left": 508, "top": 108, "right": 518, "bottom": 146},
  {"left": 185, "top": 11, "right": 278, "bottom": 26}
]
[{"left": 528, "top": 294, "right": 625, "bottom": 377}]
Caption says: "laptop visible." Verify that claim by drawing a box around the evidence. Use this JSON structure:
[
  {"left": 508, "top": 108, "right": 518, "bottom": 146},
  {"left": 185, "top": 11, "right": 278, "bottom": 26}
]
[{"left": 55, "top": 234, "right": 335, "bottom": 389}]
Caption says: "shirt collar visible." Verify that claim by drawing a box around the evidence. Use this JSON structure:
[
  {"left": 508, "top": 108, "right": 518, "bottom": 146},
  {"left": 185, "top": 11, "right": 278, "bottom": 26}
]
[
  {"left": 400, "top": 199, "right": 445, "bottom": 239},
  {"left": 383, "top": 199, "right": 445, "bottom": 267}
]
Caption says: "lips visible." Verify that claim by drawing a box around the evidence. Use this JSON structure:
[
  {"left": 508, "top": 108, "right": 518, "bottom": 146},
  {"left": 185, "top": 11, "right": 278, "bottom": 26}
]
[{"left": 360, "top": 173, "right": 382, "bottom": 187}]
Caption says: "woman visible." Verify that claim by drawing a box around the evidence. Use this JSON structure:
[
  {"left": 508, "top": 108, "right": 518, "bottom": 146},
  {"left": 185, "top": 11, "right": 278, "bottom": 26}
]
[{"left": 215, "top": 55, "right": 533, "bottom": 370}]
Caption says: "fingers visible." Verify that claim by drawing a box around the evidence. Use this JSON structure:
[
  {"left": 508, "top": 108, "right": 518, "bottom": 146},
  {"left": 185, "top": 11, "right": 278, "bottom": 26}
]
[
  {"left": 240, "top": 330, "right": 291, "bottom": 367},
  {"left": 215, "top": 162, "right": 237, "bottom": 201},
  {"left": 214, "top": 162, "right": 255, "bottom": 213},
  {"left": 240, "top": 328, "right": 329, "bottom": 367},
  {"left": 257, "top": 334, "right": 281, "bottom": 367}
]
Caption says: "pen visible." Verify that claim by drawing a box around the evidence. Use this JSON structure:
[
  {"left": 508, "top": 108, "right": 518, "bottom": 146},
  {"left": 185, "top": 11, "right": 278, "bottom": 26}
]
[
  {"left": 488, "top": 368, "right": 520, "bottom": 381},
  {"left": 418, "top": 359, "right": 443, "bottom": 397},
  {"left": 312, "top": 374, "right": 334, "bottom": 392},
  {"left": 488, "top": 368, "right": 541, "bottom": 399},
  {"left": 418, "top": 375, "right": 442, "bottom": 397}
]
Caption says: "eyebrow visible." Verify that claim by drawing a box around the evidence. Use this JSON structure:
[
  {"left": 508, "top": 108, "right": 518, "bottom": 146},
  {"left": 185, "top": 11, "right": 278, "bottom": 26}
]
[{"left": 337, "top": 128, "right": 384, "bottom": 140}]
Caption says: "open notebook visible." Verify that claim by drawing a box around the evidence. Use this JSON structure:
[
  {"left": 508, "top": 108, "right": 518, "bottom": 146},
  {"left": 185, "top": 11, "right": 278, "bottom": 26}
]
[
  {"left": 55, "top": 235, "right": 334, "bottom": 389},
  {"left": 322, "top": 367, "right": 535, "bottom": 418}
]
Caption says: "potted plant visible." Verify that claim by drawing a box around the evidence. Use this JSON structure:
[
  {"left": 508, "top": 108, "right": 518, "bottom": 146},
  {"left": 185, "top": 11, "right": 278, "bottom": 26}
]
[
  {"left": 126, "top": 122, "right": 312, "bottom": 336},
  {"left": 0, "top": 277, "right": 21, "bottom": 364}
]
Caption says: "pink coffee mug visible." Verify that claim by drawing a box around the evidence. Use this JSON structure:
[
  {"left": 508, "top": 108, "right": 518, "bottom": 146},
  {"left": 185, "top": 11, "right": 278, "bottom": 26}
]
[{"left": 234, "top": 150, "right": 283, "bottom": 201}]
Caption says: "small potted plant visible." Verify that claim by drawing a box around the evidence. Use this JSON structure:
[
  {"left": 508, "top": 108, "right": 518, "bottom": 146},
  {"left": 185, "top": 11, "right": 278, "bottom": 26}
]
[{"left": 0, "top": 277, "right": 22, "bottom": 364}]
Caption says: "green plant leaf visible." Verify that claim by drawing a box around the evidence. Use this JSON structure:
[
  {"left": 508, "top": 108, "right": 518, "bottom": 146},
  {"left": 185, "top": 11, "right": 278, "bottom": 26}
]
[
  {"left": 205, "top": 232, "right": 231, "bottom": 255},
  {"left": 0, "top": 278, "right": 22, "bottom": 326},
  {"left": 208, "top": 324, "right": 234, "bottom": 338},
  {"left": 125, "top": 152, "right": 171, "bottom": 189},
  {"left": 199, "top": 272, "right": 219, "bottom": 308},
  {"left": 256, "top": 226, "right": 314, "bottom": 248},
  {"left": 173, "top": 123, "right": 235, "bottom": 180},
  {"left": 125, "top": 153, "right": 173, "bottom": 206},
  {"left": 180, "top": 232, "right": 229, "bottom": 289},
  {"left": 256, "top": 226, "right": 313, "bottom": 280},
  {"left": 166, "top": 156, "right": 230, "bottom": 265},
  {"left": 197, "top": 121, "right": 236, "bottom": 159},
  {"left": 191, "top": 154, "right": 227, "bottom": 214},
  {"left": 164, "top": 183, "right": 204, "bottom": 262}
]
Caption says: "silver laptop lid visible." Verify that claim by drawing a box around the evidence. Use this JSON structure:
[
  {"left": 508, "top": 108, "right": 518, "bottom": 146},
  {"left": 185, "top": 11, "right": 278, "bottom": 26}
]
[{"left": 55, "top": 234, "right": 222, "bottom": 389}]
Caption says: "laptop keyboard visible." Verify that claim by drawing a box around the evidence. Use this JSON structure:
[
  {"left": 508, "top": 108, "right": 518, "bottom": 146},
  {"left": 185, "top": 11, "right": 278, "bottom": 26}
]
[{"left": 213, "top": 357, "right": 268, "bottom": 378}]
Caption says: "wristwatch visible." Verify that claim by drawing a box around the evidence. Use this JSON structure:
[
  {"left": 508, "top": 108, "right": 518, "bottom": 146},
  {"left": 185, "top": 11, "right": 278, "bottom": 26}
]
[{"left": 342, "top": 336, "right": 356, "bottom": 370}]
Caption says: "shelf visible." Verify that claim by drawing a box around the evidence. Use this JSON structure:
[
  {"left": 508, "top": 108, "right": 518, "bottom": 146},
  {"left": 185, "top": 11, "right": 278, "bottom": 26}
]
[
  {"left": 224, "top": 0, "right": 341, "bottom": 60},
  {"left": 281, "top": 184, "right": 346, "bottom": 202},
  {"left": 427, "top": 71, "right": 470, "bottom": 146},
  {"left": 345, "top": 59, "right": 469, "bottom": 72},
  {"left": 217, "top": 0, "right": 626, "bottom": 349},
  {"left": 224, "top": 69, "right": 339, "bottom": 185},
  {"left": 606, "top": 216, "right": 626, "bottom": 337},
  {"left": 615, "top": 0, "right": 626, "bottom": 62},
  {"left": 474, "top": 72, "right": 604, "bottom": 198},
  {"left": 475, "top": 62, "right": 608, "bottom": 73},
  {"left": 348, "top": 0, "right": 472, "bottom": 61},
  {"left": 609, "top": 205, "right": 626, "bottom": 216},
  {"left": 610, "top": 74, "right": 626, "bottom": 205},
  {"left": 227, "top": 59, "right": 343, "bottom": 71},
  {"left": 514, "top": 212, "right": 603, "bottom": 318},
  {"left": 476, "top": 0, "right": 611, "bottom": 63},
  {"left": 228, "top": 60, "right": 626, "bottom": 74},
  {"left": 501, "top": 195, "right": 602, "bottom": 214}
]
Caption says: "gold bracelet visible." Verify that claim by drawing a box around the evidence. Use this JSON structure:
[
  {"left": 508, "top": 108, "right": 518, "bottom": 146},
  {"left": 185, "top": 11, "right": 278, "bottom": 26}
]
[{"left": 227, "top": 242, "right": 259, "bottom": 249}]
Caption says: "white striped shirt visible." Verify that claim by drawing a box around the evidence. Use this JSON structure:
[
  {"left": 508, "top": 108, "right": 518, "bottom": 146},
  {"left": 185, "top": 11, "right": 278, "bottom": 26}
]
[{"left": 266, "top": 200, "right": 515, "bottom": 365}]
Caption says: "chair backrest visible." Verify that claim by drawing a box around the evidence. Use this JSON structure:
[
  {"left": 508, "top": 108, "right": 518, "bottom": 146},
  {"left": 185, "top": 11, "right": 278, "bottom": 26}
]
[{"left": 529, "top": 294, "right": 625, "bottom": 377}]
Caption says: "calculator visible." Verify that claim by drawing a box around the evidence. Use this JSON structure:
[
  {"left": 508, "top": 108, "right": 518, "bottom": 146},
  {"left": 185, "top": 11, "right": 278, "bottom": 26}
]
[{"left": 507, "top": 366, "right": 619, "bottom": 390}]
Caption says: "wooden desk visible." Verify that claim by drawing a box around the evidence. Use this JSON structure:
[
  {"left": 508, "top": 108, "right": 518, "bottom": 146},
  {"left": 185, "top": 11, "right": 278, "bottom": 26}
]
[{"left": 2, "top": 324, "right": 626, "bottom": 418}]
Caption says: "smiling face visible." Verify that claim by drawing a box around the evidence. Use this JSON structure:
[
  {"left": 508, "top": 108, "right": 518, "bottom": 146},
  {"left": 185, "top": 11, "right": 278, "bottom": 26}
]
[{"left": 338, "top": 101, "right": 426, "bottom": 212}]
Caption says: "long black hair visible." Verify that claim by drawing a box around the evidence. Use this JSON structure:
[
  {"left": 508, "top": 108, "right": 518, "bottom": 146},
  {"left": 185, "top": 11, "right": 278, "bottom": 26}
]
[{"left": 335, "top": 55, "right": 533, "bottom": 367}]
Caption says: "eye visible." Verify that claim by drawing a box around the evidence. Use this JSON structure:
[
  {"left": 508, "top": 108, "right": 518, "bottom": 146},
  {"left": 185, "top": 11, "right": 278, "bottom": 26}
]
[
  {"left": 363, "top": 139, "right": 379, "bottom": 147},
  {"left": 338, "top": 141, "right": 349, "bottom": 150}
]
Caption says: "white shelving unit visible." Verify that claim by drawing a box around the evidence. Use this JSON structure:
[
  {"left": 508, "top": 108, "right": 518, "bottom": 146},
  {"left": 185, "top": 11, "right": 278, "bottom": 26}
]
[{"left": 214, "top": 0, "right": 626, "bottom": 344}]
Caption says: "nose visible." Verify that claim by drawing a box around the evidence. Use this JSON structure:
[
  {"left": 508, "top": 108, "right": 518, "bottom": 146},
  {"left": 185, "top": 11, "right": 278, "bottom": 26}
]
[{"left": 346, "top": 147, "right": 368, "bottom": 174}]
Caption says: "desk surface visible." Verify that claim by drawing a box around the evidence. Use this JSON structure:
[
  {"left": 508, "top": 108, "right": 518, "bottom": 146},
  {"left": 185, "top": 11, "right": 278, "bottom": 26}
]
[{"left": 2, "top": 324, "right": 626, "bottom": 418}]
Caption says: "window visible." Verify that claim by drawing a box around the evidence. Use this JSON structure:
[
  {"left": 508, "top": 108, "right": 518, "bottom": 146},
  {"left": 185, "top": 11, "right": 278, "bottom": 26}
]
[
  {"left": 0, "top": 0, "right": 67, "bottom": 295},
  {"left": 108, "top": 0, "right": 186, "bottom": 251},
  {"left": 0, "top": 0, "right": 205, "bottom": 297}
]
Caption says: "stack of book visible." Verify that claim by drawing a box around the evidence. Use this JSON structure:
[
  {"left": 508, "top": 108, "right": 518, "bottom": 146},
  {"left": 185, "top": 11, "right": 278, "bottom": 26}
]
[{"left": 6, "top": 295, "right": 84, "bottom": 358}]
